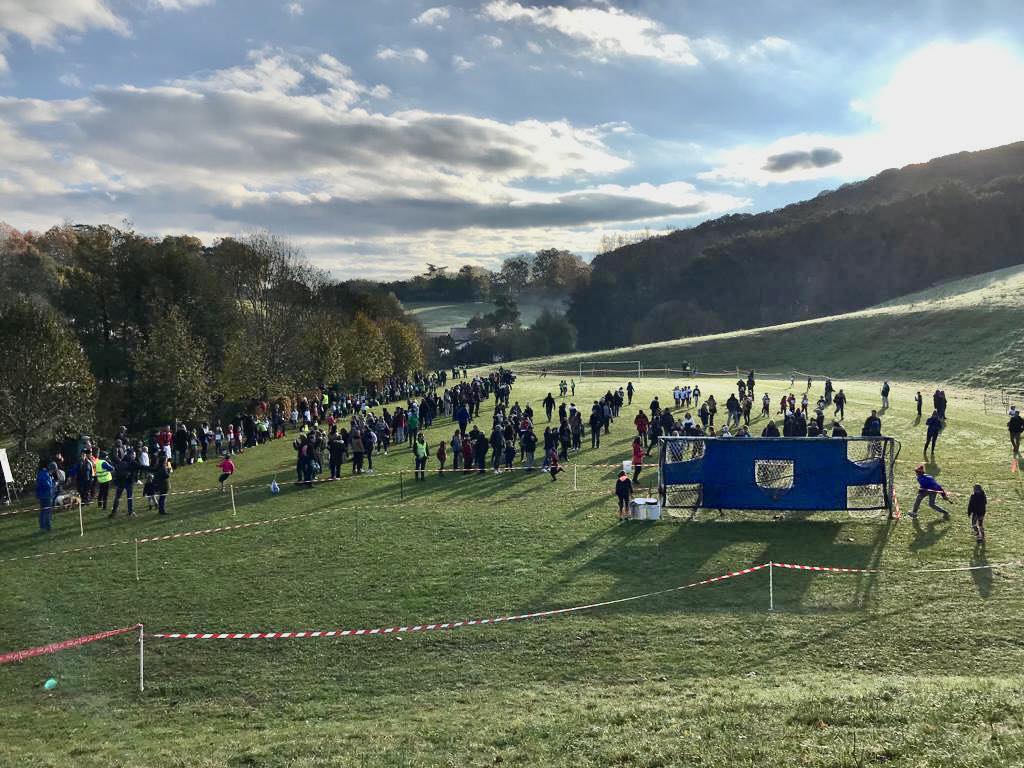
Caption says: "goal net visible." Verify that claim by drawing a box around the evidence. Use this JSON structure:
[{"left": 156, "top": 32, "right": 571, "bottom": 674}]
[{"left": 658, "top": 436, "right": 899, "bottom": 515}]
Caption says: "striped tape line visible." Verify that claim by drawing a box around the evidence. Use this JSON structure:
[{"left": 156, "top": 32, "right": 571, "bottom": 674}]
[{"left": 152, "top": 564, "right": 768, "bottom": 639}]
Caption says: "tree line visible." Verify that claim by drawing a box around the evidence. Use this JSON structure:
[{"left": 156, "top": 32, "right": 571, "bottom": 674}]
[
  {"left": 568, "top": 161, "right": 1024, "bottom": 350},
  {"left": 0, "top": 225, "right": 426, "bottom": 475},
  {"left": 381, "top": 248, "right": 591, "bottom": 303}
]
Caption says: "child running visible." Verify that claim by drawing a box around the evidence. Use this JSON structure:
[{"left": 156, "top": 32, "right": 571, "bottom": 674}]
[
  {"left": 548, "top": 447, "right": 564, "bottom": 481},
  {"left": 217, "top": 454, "right": 236, "bottom": 492}
]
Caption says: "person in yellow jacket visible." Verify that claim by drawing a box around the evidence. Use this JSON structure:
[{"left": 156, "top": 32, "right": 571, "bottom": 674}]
[
  {"left": 413, "top": 432, "right": 429, "bottom": 481},
  {"left": 93, "top": 451, "right": 115, "bottom": 510}
]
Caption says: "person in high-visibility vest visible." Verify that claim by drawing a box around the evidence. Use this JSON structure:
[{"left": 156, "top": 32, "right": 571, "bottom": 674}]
[{"left": 94, "top": 451, "right": 114, "bottom": 510}]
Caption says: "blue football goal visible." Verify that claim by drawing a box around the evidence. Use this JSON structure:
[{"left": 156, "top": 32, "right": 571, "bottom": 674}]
[{"left": 658, "top": 436, "right": 899, "bottom": 515}]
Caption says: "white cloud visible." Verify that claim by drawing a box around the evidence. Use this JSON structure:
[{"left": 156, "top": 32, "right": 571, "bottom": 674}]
[
  {"left": 480, "top": 34, "right": 503, "bottom": 48},
  {"left": 0, "top": 52, "right": 8, "bottom": 74},
  {"left": 0, "top": 47, "right": 745, "bottom": 276},
  {"left": 483, "top": 0, "right": 710, "bottom": 66},
  {"left": 700, "top": 40, "right": 1024, "bottom": 186},
  {"left": 376, "top": 46, "right": 430, "bottom": 64},
  {"left": 285, "top": 2, "right": 303, "bottom": 16},
  {"left": 148, "top": 0, "right": 211, "bottom": 9},
  {"left": 0, "top": 0, "right": 128, "bottom": 47},
  {"left": 526, "top": 40, "right": 542, "bottom": 55},
  {"left": 452, "top": 54, "right": 474, "bottom": 71},
  {"left": 59, "top": 72, "right": 82, "bottom": 87},
  {"left": 412, "top": 6, "right": 449, "bottom": 28}
]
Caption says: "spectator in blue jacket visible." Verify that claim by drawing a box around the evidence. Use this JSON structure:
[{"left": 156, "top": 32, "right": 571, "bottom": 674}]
[
  {"left": 35, "top": 460, "right": 56, "bottom": 533},
  {"left": 910, "top": 464, "right": 950, "bottom": 519},
  {"left": 924, "top": 410, "right": 943, "bottom": 454}
]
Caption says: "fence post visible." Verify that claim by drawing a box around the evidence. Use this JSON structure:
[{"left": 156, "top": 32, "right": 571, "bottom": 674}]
[
  {"left": 400, "top": 470, "right": 405, "bottom": 500},
  {"left": 138, "top": 624, "right": 145, "bottom": 692},
  {"left": 769, "top": 561, "right": 774, "bottom": 611},
  {"left": 229, "top": 484, "right": 237, "bottom": 517},
  {"left": 78, "top": 499, "right": 84, "bottom": 537},
  {"left": 134, "top": 538, "right": 140, "bottom": 582},
  {"left": 573, "top": 464, "right": 578, "bottom": 491}
]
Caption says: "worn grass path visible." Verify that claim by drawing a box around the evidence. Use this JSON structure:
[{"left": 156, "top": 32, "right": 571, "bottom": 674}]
[{"left": 1, "top": 375, "right": 1022, "bottom": 767}]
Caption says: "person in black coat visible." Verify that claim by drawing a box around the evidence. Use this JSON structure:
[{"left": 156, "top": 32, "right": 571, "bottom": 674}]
[{"left": 968, "top": 484, "right": 987, "bottom": 542}]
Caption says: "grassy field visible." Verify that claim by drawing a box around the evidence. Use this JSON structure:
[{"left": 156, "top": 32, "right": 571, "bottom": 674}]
[
  {"left": 518, "top": 265, "right": 1024, "bottom": 389},
  {"left": 404, "top": 299, "right": 558, "bottom": 331},
  {"left": 2, "top": 372, "right": 1022, "bottom": 767}
]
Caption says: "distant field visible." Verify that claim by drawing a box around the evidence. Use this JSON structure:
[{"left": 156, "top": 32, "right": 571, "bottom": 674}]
[
  {"left": 520, "top": 265, "right": 1024, "bottom": 389},
  {"left": 404, "top": 299, "right": 559, "bottom": 331}
]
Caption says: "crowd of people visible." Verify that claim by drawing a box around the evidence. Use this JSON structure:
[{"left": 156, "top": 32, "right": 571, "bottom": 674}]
[{"left": 30, "top": 365, "right": 1012, "bottom": 547}]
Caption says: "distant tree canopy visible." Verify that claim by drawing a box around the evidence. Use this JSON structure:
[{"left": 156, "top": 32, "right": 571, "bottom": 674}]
[
  {"left": 0, "top": 224, "right": 428, "bottom": 437},
  {"left": 383, "top": 249, "right": 591, "bottom": 302},
  {"left": 570, "top": 155, "right": 1024, "bottom": 350}
]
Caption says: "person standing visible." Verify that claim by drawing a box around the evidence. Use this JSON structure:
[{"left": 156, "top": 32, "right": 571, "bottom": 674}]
[
  {"left": 152, "top": 454, "right": 172, "bottom": 515},
  {"left": 924, "top": 410, "right": 942, "bottom": 455},
  {"left": 615, "top": 470, "right": 633, "bottom": 522},
  {"left": 910, "top": 465, "right": 950, "bottom": 519},
  {"left": 881, "top": 381, "right": 890, "bottom": 409},
  {"left": 968, "top": 484, "right": 987, "bottom": 542},
  {"left": 631, "top": 437, "right": 644, "bottom": 484},
  {"left": 76, "top": 450, "right": 95, "bottom": 505},
  {"left": 94, "top": 451, "right": 114, "bottom": 510},
  {"left": 436, "top": 440, "right": 447, "bottom": 475},
  {"left": 1007, "top": 408, "right": 1023, "bottom": 454},
  {"left": 626, "top": 381, "right": 634, "bottom": 405},
  {"left": 110, "top": 450, "right": 139, "bottom": 518},
  {"left": 915, "top": 391, "right": 923, "bottom": 418},
  {"left": 521, "top": 427, "right": 537, "bottom": 470},
  {"left": 413, "top": 433, "right": 428, "bottom": 481},
  {"left": 35, "top": 460, "right": 56, "bottom": 533}
]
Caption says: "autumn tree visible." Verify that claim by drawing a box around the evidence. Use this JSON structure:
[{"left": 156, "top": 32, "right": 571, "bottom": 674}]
[
  {"left": 131, "top": 308, "right": 211, "bottom": 426},
  {"left": 0, "top": 300, "right": 96, "bottom": 451}
]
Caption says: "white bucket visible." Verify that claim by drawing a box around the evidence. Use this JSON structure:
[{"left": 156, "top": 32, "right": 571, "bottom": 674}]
[{"left": 623, "top": 460, "right": 632, "bottom": 474}]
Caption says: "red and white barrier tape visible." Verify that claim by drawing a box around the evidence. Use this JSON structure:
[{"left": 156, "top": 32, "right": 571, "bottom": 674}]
[
  {"left": 0, "top": 624, "right": 139, "bottom": 665},
  {"left": 152, "top": 564, "right": 768, "bottom": 640},
  {"left": 771, "top": 562, "right": 875, "bottom": 574},
  {"left": 1, "top": 538, "right": 133, "bottom": 564}
]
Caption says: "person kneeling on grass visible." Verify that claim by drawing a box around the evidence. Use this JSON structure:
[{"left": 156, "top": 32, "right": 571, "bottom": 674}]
[
  {"left": 615, "top": 470, "right": 633, "bottom": 522},
  {"left": 910, "top": 464, "right": 950, "bottom": 520},
  {"left": 968, "top": 484, "right": 987, "bottom": 543},
  {"left": 217, "top": 454, "right": 235, "bottom": 491}
]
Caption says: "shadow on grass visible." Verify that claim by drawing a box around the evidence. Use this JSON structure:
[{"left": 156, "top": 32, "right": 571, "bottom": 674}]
[
  {"left": 970, "top": 543, "right": 993, "bottom": 597},
  {"left": 537, "top": 515, "right": 894, "bottom": 613}
]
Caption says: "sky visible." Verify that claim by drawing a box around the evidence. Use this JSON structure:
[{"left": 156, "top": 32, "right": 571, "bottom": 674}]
[{"left": 2, "top": 1, "right": 1024, "bottom": 279}]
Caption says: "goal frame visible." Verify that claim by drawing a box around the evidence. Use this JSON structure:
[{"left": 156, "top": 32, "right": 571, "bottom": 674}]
[
  {"left": 658, "top": 435, "right": 900, "bottom": 516},
  {"left": 577, "top": 360, "right": 642, "bottom": 378}
]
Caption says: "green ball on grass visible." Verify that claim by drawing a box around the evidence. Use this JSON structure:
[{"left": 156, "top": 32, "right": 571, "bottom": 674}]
[{"left": 43, "top": 677, "right": 58, "bottom": 691}]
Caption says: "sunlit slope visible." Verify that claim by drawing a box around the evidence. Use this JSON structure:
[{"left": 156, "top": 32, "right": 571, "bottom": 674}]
[{"left": 530, "top": 265, "right": 1024, "bottom": 388}]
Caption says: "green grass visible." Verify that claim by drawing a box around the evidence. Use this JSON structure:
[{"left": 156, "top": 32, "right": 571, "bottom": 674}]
[
  {"left": 404, "top": 299, "right": 558, "bottom": 331},
  {"left": 2, "top": 373, "right": 1023, "bottom": 766},
  {"left": 521, "top": 265, "right": 1024, "bottom": 389}
]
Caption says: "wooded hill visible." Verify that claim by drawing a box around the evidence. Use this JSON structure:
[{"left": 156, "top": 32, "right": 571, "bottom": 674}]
[{"left": 569, "top": 142, "right": 1024, "bottom": 350}]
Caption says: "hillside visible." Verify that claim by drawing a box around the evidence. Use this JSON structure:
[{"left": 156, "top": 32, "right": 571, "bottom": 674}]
[
  {"left": 526, "top": 264, "right": 1024, "bottom": 389},
  {"left": 404, "top": 299, "right": 555, "bottom": 332},
  {"left": 569, "top": 142, "right": 1024, "bottom": 350}
]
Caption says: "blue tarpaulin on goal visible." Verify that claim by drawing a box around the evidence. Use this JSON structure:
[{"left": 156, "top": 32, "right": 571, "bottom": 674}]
[{"left": 660, "top": 438, "right": 887, "bottom": 511}]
